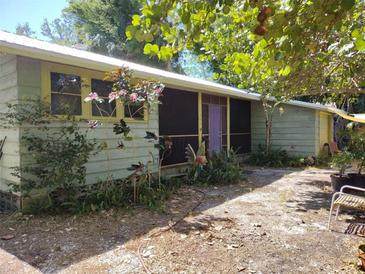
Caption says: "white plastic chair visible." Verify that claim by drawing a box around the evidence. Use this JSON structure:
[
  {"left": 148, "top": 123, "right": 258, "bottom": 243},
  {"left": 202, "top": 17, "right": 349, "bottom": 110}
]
[{"left": 328, "top": 185, "right": 365, "bottom": 230}]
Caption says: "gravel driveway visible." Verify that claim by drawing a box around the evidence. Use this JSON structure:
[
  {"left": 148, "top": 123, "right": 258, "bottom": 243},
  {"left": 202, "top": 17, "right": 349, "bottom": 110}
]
[{"left": 0, "top": 167, "right": 363, "bottom": 273}]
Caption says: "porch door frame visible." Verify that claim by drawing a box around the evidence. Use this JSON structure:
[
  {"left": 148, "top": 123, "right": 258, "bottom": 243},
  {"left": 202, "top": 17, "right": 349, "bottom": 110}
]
[{"left": 199, "top": 92, "right": 230, "bottom": 154}]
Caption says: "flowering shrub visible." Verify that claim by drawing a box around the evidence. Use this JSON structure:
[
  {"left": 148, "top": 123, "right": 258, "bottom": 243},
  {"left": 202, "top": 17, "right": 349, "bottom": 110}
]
[
  {"left": 81, "top": 66, "right": 172, "bottom": 208},
  {"left": 83, "top": 66, "right": 168, "bottom": 179},
  {"left": 84, "top": 92, "right": 103, "bottom": 103},
  {"left": 2, "top": 66, "right": 168, "bottom": 213},
  {"left": 84, "top": 66, "right": 164, "bottom": 124}
]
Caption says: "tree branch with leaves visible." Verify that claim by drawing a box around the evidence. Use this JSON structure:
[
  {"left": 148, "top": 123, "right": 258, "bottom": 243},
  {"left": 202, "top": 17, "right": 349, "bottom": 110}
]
[{"left": 127, "top": 0, "right": 364, "bottom": 154}]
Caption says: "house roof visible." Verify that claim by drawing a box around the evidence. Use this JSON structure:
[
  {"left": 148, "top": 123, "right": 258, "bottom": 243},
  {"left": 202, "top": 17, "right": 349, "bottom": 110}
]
[{"left": 0, "top": 30, "right": 337, "bottom": 113}]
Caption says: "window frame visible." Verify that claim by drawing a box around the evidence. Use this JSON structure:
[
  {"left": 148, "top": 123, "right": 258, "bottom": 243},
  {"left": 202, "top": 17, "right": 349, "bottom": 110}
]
[
  {"left": 41, "top": 62, "right": 148, "bottom": 123},
  {"left": 41, "top": 62, "right": 86, "bottom": 119},
  {"left": 88, "top": 71, "right": 123, "bottom": 122},
  {"left": 123, "top": 102, "right": 148, "bottom": 123}
]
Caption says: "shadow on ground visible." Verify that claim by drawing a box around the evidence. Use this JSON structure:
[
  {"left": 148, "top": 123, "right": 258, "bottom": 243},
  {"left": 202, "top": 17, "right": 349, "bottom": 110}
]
[
  {"left": 0, "top": 167, "right": 328, "bottom": 273},
  {"left": 292, "top": 183, "right": 332, "bottom": 211}
]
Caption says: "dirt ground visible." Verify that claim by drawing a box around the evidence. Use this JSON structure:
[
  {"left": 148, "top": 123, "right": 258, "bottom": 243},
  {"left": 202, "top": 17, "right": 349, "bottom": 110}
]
[{"left": 1, "top": 167, "right": 364, "bottom": 274}]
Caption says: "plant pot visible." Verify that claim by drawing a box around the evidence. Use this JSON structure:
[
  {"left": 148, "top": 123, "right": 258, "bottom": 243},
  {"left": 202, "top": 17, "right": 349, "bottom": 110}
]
[
  {"left": 347, "top": 173, "right": 365, "bottom": 188},
  {"left": 348, "top": 173, "right": 360, "bottom": 187},
  {"left": 359, "top": 245, "right": 365, "bottom": 270},
  {"left": 354, "top": 174, "right": 365, "bottom": 188},
  {"left": 330, "top": 174, "right": 351, "bottom": 192}
]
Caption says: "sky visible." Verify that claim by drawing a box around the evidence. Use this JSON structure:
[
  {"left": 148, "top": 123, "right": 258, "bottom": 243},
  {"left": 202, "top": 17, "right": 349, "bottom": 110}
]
[{"left": 0, "top": 0, "right": 68, "bottom": 39}]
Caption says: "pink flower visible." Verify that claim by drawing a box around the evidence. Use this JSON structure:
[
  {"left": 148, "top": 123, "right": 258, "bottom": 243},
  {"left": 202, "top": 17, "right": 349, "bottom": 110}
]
[
  {"left": 89, "top": 92, "right": 98, "bottom": 100},
  {"left": 154, "top": 87, "right": 163, "bottom": 95},
  {"left": 129, "top": 93, "right": 138, "bottom": 103},
  {"left": 87, "top": 120, "right": 99, "bottom": 129},
  {"left": 108, "top": 92, "right": 119, "bottom": 103},
  {"left": 118, "top": 89, "right": 127, "bottom": 96},
  {"left": 84, "top": 92, "right": 103, "bottom": 103}
]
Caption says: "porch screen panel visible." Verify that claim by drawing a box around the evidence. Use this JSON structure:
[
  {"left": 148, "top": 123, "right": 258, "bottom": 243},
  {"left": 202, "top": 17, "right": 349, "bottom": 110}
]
[
  {"left": 230, "top": 99, "right": 251, "bottom": 154},
  {"left": 159, "top": 88, "right": 198, "bottom": 166}
]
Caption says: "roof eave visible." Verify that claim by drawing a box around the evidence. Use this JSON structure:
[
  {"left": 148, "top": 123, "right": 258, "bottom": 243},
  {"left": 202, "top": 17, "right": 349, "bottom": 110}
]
[{"left": 0, "top": 31, "right": 334, "bottom": 113}]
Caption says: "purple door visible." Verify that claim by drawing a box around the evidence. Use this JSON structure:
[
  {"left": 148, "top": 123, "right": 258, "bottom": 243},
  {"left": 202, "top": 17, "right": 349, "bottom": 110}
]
[{"left": 208, "top": 104, "right": 222, "bottom": 154}]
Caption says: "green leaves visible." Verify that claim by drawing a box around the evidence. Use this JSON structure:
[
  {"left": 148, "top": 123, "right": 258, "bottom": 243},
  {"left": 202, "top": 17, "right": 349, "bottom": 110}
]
[
  {"left": 230, "top": 52, "right": 251, "bottom": 74},
  {"left": 135, "top": 30, "right": 145, "bottom": 42},
  {"left": 253, "top": 39, "right": 268, "bottom": 58},
  {"left": 341, "top": 0, "right": 355, "bottom": 10},
  {"left": 352, "top": 28, "right": 365, "bottom": 51},
  {"left": 125, "top": 25, "right": 136, "bottom": 40},
  {"left": 356, "top": 39, "right": 365, "bottom": 51},
  {"left": 132, "top": 15, "right": 141, "bottom": 26},
  {"left": 144, "top": 43, "right": 159, "bottom": 56},
  {"left": 279, "top": 65, "right": 291, "bottom": 76},
  {"left": 144, "top": 33, "right": 154, "bottom": 43},
  {"left": 180, "top": 9, "right": 191, "bottom": 24},
  {"left": 127, "top": 28, "right": 154, "bottom": 43},
  {"left": 144, "top": 44, "right": 173, "bottom": 60},
  {"left": 128, "top": 0, "right": 365, "bottom": 100},
  {"left": 159, "top": 46, "right": 173, "bottom": 60}
]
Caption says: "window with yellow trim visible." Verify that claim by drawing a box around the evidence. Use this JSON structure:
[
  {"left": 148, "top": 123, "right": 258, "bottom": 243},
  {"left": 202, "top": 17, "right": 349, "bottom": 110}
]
[
  {"left": 91, "top": 79, "right": 116, "bottom": 117},
  {"left": 50, "top": 72, "right": 82, "bottom": 115},
  {"left": 42, "top": 62, "right": 149, "bottom": 122}
]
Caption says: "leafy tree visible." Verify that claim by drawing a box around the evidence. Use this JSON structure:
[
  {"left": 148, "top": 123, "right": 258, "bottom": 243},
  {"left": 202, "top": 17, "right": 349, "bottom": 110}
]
[
  {"left": 62, "top": 0, "right": 167, "bottom": 66},
  {"left": 16, "top": 22, "right": 36, "bottom": 38},
  {"left": 129, "top": 0, "right": 365, "bottom": 152},
  {"left": 41, "top": 15, "right": 80, "bottom": 46}
]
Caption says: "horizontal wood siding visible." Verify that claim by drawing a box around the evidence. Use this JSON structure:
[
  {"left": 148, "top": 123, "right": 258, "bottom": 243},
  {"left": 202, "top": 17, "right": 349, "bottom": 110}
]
[
  {"left": 251, "top": 101, "right": 317, "bottom": 156},
  {"left": 17, "top": 57, "right": 158, "bottom": 185},
  {"left": 0, "top": 54, "right": 20, "bottom": 192}
]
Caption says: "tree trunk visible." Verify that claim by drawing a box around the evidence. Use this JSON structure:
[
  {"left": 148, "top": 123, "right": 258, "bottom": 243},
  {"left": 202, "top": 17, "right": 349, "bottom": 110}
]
[
  {"left": 262, "top": 98, "right": 273, "bottom": 155},
  {"left": 265, "top": 114, "right": 273, "bottom": 154}
]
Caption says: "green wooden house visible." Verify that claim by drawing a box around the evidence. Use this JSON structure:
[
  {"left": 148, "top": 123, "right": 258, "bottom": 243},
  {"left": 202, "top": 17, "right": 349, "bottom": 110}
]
[{"left": 0, "top": 31, "right": 335, "bottom": 209}]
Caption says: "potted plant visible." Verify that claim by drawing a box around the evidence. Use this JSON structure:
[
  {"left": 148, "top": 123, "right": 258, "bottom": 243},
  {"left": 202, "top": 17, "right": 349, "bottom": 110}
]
[
  {"left": 345, "top": 125, "right": 365, "bottom": 187},
  {"left": 358, "top": 245, "right": 365, "bottom": 270},
  {"left": 330, "top": 151, "right": 353, "bottom": 192}
]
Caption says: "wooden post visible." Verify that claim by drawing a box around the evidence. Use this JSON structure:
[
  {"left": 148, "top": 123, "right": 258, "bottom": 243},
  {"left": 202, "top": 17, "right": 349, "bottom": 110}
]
[
  {"left": 227, "top": 96, "right": 230, "bottom": 153},
  {"left": 198, "top": 92, "right": 202, "bottom": 146}
]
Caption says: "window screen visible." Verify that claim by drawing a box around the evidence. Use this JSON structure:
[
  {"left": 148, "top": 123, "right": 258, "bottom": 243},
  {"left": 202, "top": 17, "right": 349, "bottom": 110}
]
[
  {"left": 159, "top": 88, "right": 198, "bottom": 165},
  {"left": 230, "top": 98, "right": 251, "bottom": 154},
  {"left": 161, "top": 136, "right": 199, "bottom": 166},
  {"left": 91, "top": 79, "right": 116, "bottom": 117},
  {"left": 50, "top": 72, "right": 81, "bottom": 115},
  {"left": 160, "top": 88, "right": 198, "bottom": 135}
]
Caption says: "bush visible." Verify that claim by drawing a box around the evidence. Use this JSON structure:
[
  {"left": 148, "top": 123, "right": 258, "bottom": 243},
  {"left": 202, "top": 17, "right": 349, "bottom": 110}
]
[
  {"left": 342, "top": 124, "right": 365, "bottom": 174},
  {"left": 330, "top": 150, "right": 353, "bottom": 176},
  {"left": 248, "top": 145, "right": 304, "bottom": 167},
  {"left": 2, "top": 99, "right": 184, "bottom": 214},
  {"left": 316, "top": 149, "right": 332, "bottom": 167},
  {"left": 12, "top": 123, "right": 102, "bottom": 196},
  {"left": 188, "top": 150, "right": 242, "bottom": 185},
  {"left": 31, "top": 176, "right": 183, "bottom": 214},
  {"left": 1, "top": 100, "right": 103, "bottom": 213}
]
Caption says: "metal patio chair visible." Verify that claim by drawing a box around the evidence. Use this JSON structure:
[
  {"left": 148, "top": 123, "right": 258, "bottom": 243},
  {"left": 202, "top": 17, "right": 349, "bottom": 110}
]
[{"left": 328, "top": 185, "right": 365, "bottom": 230}]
